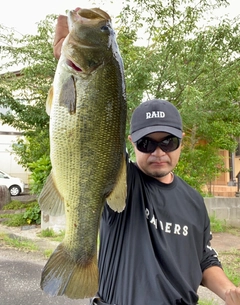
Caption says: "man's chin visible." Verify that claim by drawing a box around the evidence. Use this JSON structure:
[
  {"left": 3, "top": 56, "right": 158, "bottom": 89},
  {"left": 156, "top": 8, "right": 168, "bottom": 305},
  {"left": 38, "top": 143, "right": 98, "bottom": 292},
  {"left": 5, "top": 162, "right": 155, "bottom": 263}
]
[{"left": 147, "top": 169, "right": 170, "bottom": 179}]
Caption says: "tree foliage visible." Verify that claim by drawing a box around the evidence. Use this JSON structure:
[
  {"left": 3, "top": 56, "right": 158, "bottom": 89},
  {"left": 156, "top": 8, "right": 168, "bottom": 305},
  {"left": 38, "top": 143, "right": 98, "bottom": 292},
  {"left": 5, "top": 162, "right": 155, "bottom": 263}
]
[
  {"left": 116, "top": 0, "right": 240, "bottom": 192},
  {"left": 0, "top": 15, "right": 57, "bottom": 168},
  {"left": 1, "top": 1, "right": 240, "bottom": 194}
]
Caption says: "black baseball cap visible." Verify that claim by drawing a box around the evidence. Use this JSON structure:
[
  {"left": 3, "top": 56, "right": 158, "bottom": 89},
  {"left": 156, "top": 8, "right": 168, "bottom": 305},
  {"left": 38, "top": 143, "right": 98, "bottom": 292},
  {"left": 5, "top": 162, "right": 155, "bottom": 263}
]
[{"left": 130, "top": 99, "right": 183, "bottom": 142}]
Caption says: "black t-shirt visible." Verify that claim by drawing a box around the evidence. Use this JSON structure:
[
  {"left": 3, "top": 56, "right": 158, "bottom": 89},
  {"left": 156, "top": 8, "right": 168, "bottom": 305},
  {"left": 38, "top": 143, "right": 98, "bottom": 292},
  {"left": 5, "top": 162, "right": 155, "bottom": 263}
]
[{"left": 98, "top": 161, "right": 221, "bottom": 305}]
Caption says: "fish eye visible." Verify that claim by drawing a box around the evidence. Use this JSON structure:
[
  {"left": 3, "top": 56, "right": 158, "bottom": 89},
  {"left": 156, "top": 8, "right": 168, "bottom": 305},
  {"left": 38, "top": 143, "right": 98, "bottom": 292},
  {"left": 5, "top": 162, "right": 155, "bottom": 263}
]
[{"left": 101, "top": 25, "right": 110, "bottom": 33}]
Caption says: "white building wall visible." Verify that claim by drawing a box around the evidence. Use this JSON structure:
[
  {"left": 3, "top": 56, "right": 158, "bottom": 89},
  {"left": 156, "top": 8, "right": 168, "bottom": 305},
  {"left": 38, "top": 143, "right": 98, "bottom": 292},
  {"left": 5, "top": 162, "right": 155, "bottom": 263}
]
[{"left": 0, "top": 122, "right": 30, "bottom": 185}]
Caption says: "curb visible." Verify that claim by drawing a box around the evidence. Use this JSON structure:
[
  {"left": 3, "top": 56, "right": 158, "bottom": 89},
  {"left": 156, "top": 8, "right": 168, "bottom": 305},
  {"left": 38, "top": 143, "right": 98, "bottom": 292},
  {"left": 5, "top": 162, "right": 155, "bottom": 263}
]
[{"left": 0, "top": 224, "right": 59, "bottom": 253}]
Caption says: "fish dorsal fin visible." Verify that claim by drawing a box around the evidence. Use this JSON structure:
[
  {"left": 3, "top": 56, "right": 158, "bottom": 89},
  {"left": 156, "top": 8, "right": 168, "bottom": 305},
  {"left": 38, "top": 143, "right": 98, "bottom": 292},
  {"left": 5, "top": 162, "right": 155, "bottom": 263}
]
[
  {"left": 106, "top": 154, "right": 127, "bottom": 212},
  {"left": 46, "top": 86, "right": 54, "bottom": 116},
  {"left": 59, "top": 75, "right": 76, "bottom": 114},
  {"left": 38, "top": 170, "right": 65, "bottom": 216}
]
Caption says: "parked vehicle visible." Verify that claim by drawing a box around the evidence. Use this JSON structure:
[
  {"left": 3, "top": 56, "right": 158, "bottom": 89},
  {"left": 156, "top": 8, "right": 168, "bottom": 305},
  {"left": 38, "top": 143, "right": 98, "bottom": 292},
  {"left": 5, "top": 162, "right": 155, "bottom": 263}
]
[{"left": 0, "top": 170, "right": 25, "bottom": 196}]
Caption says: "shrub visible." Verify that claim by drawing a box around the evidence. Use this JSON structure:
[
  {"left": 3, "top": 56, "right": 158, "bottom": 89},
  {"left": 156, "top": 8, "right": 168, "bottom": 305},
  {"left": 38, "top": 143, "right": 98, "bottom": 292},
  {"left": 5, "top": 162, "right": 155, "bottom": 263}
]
[{"left": 23, "top": 204, "right": 41, "bottom": 225}]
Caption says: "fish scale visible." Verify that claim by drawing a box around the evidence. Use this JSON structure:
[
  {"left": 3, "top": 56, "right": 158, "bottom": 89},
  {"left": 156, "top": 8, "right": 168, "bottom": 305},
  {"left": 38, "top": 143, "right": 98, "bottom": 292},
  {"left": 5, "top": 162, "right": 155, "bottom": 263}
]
[{"left": 39, "top": 7, "right": 127, "bottom": 299}]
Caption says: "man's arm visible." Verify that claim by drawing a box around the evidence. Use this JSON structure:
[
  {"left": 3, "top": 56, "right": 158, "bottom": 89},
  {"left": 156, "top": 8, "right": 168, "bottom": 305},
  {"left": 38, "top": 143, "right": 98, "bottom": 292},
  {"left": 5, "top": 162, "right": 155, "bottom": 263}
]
[{"left": 202, "top": 266, "right": 240, "bottom": 304}]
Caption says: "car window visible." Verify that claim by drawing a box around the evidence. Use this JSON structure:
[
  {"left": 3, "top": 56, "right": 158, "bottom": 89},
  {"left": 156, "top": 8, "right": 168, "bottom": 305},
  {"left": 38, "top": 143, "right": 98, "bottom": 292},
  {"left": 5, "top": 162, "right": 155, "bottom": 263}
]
[{"left": 0, "top": 172, "right": 9, "bottom": 179}]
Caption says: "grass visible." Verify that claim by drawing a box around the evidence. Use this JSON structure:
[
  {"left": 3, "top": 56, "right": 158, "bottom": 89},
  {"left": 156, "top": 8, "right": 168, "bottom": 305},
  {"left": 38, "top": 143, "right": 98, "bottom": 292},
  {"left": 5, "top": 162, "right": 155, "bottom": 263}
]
[
  {"left": 226, "top": 226, "right": 240, "bottom": 236},
  {"left": 220, "top": 248, "right": 240, "bottom": 287},
  {"left": 0, "top": 213, "right": 27, "bottom": 227},
  {"left": 39, "top": 227, "right": 55, "bottom": 237},
  {"left": 38, "top": 229, "right": 65, "bottom": 259},
  {"left": 209, "top": 214, "right": 228, "bottom": 233},
  {"left": 198, "top": 300, "right": 218, "bottom": 305},
  {"left": 0, "top": 200, "right": 36, "bottom": 227},
  {"left": 0, "top": 200, "right": 40, "bottom": 226},
  {"left": 0, "top": 232, "right": 38, "bottom": 251},
  {"left": 43, "top": 249, "right": 53, "bottom": 258},
  {"left": 38, "top": 228, "right": 65, "bottom": 242},
  {"left": 2, "top": 200, "right": 37, "bottom": 210},
  {"left": 38, "top": 229, "right": 65, "bottom": 258}
]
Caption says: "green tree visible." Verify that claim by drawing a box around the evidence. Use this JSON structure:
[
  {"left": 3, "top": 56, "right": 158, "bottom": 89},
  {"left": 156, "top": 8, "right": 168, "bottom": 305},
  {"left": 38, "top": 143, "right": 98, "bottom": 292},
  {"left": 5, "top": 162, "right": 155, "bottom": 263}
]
[
  {"left": 116, "top": 0, "right": 240, "bottom": 192},
  {"left": 0, "top": 15, "right": 57, "bottom": 168},
  {"left": 0, "top": 15, "right": 57, "bottom": 192}
]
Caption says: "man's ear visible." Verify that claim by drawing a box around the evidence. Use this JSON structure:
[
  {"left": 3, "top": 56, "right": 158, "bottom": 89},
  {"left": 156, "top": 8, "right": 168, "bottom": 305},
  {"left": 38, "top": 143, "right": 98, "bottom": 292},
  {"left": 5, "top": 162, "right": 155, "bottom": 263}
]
[
  {"left": 128, "top": 135, "right": 134, "bottom": 145},
  {"left": 128, "top": 135, "right": 136, "bottom": 149}
]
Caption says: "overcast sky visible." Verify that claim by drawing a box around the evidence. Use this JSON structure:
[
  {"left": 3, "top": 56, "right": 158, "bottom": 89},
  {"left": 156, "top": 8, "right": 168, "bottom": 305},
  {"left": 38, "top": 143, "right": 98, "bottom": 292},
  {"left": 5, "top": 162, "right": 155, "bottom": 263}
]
[
  {"left": 0, "top": 0, "right": 124, "bottom": 34},
  {"left": 1, "top": 0, "right": 239, "bottom": 35}
]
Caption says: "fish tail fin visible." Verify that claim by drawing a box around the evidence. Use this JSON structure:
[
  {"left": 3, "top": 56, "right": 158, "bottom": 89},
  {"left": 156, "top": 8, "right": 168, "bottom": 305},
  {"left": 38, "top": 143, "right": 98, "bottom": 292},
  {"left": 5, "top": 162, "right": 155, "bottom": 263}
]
[{"left": 40, "top": 243, "right": 98, "bottom": 299}]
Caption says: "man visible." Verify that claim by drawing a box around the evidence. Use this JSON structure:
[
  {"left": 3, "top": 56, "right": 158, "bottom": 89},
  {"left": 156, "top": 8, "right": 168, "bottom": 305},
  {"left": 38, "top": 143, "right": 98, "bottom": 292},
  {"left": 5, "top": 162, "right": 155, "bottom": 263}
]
[{"left": 53, "top": 12, "right": 240, "bottom": 305}]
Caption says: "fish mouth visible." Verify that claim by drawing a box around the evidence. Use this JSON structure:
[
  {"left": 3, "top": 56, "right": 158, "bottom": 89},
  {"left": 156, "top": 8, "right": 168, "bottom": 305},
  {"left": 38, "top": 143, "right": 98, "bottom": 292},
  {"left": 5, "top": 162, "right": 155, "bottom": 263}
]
[
  {"left": 72, "top": 7, "right": 111, "bottom": 21},
  {"left": 66, "top": 59, "right": 82, "bottom": 72}
]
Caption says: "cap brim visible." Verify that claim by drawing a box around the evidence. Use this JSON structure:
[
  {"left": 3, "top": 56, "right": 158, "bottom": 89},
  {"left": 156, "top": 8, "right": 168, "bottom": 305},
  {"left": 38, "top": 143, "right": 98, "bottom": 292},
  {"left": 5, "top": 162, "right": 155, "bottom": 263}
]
[{"left": 131, "top": 126, "right": 183, "bottom": 142}]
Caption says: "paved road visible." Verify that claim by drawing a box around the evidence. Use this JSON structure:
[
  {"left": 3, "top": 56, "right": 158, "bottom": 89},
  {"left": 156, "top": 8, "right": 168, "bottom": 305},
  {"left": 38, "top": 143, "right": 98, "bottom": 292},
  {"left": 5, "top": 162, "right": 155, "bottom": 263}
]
[{"left": 0, "top": 247, "right": 90, "bottom": 305}]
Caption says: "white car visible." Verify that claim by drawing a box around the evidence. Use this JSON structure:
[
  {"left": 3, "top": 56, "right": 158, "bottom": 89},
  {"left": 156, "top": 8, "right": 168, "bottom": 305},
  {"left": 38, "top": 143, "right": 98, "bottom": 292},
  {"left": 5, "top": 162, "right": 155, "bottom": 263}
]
[{"left": 0, "top": 170, "right": 25, "bottom": 196}]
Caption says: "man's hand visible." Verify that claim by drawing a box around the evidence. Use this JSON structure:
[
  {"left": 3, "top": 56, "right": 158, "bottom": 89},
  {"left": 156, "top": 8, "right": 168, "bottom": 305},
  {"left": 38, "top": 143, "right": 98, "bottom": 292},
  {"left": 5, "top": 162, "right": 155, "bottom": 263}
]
[
  {"left": 53, "top": 8, "right": 81, "bottom": 59},
  {"left": 225, "top": 287, "right": 240, "bottom": 305},
  {"left": 53, "top": 15, "right": 69, "bottom": 59}
]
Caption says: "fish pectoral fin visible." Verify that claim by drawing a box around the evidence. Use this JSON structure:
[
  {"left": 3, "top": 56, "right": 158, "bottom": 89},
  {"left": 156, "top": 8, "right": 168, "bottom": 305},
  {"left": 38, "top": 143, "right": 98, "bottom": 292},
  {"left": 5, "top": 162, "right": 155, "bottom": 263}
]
[
  {"left": 59, "top": 75, "right": 76, "bottom": 114},
  {"left": 38, "top": 171, "right": 65, "bottom": 216},
  {"left": 106, "top": 154, "right": 127, "bottom": 212},
  {"left": 46, "top": 86, "right": 54, "bottom": 116}
]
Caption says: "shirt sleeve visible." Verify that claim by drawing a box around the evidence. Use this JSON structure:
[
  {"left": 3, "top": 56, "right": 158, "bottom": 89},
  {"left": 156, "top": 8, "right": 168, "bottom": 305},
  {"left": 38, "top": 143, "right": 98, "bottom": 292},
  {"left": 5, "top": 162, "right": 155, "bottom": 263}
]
[{"left": 200, "top": 220, "right": 222, "bottom": 272}]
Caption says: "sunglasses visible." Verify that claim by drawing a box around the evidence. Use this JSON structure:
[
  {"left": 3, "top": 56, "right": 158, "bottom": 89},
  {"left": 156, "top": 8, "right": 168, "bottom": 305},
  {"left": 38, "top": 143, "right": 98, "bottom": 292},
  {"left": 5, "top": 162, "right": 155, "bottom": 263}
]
[{"left": 136, "top": 135, "right": 181, "bottom": 154}]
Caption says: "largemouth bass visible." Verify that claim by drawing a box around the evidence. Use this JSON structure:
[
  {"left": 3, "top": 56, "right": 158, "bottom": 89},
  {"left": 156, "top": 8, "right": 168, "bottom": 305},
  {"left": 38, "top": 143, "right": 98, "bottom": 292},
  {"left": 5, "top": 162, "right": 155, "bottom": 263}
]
[{"left": 39, "top": 7, "right": 127, "bottom": 299}]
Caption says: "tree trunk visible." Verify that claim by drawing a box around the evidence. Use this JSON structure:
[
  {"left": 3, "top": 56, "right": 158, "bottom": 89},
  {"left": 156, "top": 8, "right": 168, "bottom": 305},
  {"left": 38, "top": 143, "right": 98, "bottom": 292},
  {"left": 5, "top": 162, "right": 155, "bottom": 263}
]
[{"left": 0, "top": 185, "right": 11, "bottom": 209}]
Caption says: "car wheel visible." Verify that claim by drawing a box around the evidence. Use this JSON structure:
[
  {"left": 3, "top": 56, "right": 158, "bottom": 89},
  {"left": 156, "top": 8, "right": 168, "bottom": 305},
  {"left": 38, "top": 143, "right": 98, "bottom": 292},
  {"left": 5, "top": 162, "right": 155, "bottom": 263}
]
[{"left": 9, "top": 185, "right": 21, "bottom": 196}]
